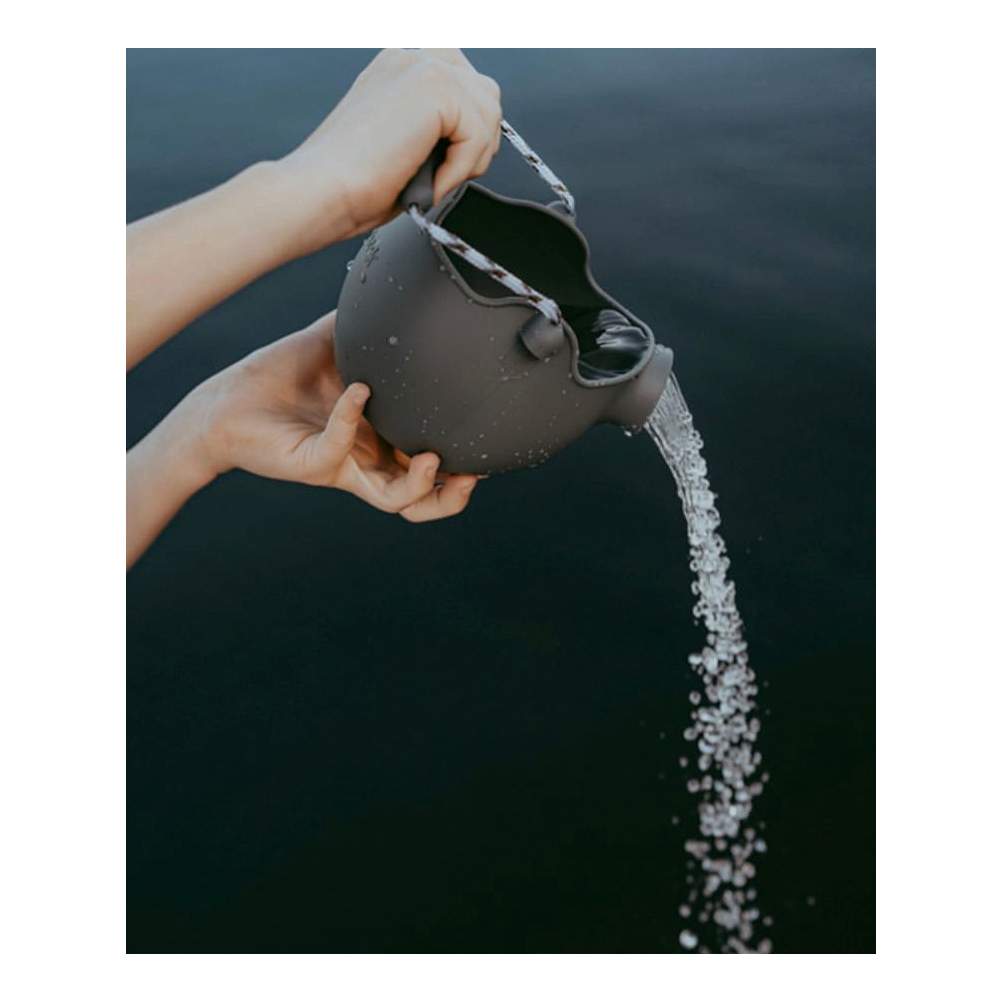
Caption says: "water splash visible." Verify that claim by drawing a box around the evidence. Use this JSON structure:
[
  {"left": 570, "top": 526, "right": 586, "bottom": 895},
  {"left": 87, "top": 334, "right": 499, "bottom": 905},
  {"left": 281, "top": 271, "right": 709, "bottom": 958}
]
[{"left": 645, "top": 374, "right": 771, "bottom": 954}]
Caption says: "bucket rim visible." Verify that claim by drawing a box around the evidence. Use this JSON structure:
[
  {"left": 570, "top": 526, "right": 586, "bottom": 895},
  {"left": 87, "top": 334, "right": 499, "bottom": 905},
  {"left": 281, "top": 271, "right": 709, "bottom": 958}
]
[{"left": 426, "top": 181, "right": 659, "bottom": 390}]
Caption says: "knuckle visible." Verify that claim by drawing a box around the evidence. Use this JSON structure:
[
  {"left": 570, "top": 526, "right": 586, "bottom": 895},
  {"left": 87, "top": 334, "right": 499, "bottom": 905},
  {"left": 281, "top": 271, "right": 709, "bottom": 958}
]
[
  {"left": 382, "top": 48, "right": 414, "bottom": 67},
  {"left": 415, "top": 57, "right": 448, "bottom": 86},
  {"left": 481, "top": 74, "right": 501, "bottom": 100}
]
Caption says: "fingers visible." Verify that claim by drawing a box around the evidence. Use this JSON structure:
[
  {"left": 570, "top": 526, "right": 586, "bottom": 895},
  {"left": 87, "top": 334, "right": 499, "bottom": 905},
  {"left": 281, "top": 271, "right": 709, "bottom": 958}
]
[
  {"left": 434, "top": 136, "right": 491, "bottom": 203},
  {"left": 321, "top": 374, "right": 479, "bottom": 521},
  {"left": 471, "top": 143, "right": 495, "bottom": 180},
  {"left": 400, "top": 474, "right": 478, "bottom": 523},
  {"left": 419, "top": 49, "right": 501, "bottom": 106},
  {"left": 421, "top": 51, "right": 501, "bottom": 110},
  {"left": 319, "top": 382, "right": 370, "bottom": 465},
  {"left": 351, "top": 449, "right": 440, "bottom": 512},
  {"left": 380, "top": 451, "right": 441, "bottom": 509},
  {"left": 350, "top": 446, "right": 478, "bottom": 522},
  {"left": 419, "top": 48, "right": 471, "bottom": 69},
  {"left": 420, "top": 57, "right": 502, "bottom": 205},
  {"left": 303, "top": 308, "right": 338, "bottom": 340}
]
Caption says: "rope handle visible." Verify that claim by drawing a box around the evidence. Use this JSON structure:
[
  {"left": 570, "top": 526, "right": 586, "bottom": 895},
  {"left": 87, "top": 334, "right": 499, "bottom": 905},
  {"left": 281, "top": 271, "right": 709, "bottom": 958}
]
[
  {"left": 404, "top": 120, "right": 574, "bottom": 327},
  {"left": 499, "top": 121, "right": 575, "bottom": 217}
]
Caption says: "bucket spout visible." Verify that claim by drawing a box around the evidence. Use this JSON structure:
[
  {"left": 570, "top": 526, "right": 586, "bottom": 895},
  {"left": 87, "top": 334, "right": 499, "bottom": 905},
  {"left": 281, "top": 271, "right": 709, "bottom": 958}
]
[{"left": 603, "top": 345, "right": 675, "bottom": 431}]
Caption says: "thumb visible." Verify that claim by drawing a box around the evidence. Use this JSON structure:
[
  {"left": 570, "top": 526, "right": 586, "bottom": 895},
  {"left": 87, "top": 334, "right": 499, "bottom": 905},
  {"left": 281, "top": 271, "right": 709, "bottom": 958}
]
[{"left": 318, "top": 383, "right": 370, "bottom": 467}]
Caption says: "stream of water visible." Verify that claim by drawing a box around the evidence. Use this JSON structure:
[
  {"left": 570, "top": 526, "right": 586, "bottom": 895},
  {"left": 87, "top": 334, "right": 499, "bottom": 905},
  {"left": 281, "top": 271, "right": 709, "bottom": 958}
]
[{"left": 646, "top": 375, "right": 771, "bottom": 954}]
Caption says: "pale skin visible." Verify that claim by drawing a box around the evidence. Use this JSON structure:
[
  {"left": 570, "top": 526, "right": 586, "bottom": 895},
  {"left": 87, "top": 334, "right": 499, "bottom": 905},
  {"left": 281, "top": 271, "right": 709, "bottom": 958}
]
[{"left": 127, "top": 49, "right": 503, "bottom": 568}]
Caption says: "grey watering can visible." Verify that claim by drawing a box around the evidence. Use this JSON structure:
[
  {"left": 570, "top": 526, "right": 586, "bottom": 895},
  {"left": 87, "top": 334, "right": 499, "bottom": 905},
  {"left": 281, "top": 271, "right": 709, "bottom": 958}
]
[{"left": 334, "top": 121, "right": 674, "bottom": 475}]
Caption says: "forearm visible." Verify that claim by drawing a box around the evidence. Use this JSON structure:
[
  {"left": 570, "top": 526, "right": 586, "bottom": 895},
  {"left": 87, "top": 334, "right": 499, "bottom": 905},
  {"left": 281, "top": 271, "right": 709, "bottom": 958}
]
[
  {"left": 126, "top": 395, "right": 217, "bottom": 568},
  {"left": 126, "top": 160, "right": 348, "bottom": 369}
]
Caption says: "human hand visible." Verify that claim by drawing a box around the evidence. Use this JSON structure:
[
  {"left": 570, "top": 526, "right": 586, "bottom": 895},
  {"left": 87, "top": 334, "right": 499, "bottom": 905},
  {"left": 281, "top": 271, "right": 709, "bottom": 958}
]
[
  {"left": 277, "top": 48, "right": 502, "bottom": 253},
  {"left": 183, "top": 310, "right": 478, "bottom": 521}
]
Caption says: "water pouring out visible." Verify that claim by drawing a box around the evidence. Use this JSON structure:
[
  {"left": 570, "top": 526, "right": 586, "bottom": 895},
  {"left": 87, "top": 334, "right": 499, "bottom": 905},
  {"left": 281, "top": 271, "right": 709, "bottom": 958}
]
[
  {"left": 646, "top": 376, "right": 770, "bottom": 953},
  {"left": 334, "top": 118, "right": 769, "bottom": 953}
]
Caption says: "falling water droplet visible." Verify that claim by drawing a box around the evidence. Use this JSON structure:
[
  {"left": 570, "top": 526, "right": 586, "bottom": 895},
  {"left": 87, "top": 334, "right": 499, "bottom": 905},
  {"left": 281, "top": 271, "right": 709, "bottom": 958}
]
[{"left": 645, "top": 374, "right": 769, "bottom": 952}]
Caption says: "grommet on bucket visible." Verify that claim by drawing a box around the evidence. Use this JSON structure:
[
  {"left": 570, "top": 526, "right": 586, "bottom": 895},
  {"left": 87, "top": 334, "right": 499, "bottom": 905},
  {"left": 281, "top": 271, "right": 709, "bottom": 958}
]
[
  {"left": 335, "top": 119, "right": 674, "bottom": 476},
  {"left": 519, "top": 314, "right": 566, "bottom": 360}
]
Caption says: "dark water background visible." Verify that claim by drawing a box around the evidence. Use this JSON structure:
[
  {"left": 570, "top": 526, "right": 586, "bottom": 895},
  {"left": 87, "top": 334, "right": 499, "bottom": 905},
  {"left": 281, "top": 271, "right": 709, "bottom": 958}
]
[{"left": 127, "top": 49, "right": 874, "bottom": 953}]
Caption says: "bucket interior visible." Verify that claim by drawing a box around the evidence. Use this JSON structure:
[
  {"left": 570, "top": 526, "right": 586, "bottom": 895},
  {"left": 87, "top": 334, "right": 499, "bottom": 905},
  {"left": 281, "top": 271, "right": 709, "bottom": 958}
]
[{"left": 440, "top": 186, "right": 650, "bottom": 378}]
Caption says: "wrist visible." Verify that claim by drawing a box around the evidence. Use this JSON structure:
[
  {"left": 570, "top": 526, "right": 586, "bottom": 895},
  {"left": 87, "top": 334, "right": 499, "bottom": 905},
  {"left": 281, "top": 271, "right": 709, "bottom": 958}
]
[
  {"left": 143, "top": 389, "right": 223, "bottom": 495},
  {"left": 265, "top": 152, "right": 355, "bottom": 256},
  {"left": 222, "top": 160, "right": 317, "bottom": 266},
  {"left": 242, "top": 150, "right": 351, "bottom": 266},
  {"left": 126, "top": 392, "right": 220, "bottom": 568}
]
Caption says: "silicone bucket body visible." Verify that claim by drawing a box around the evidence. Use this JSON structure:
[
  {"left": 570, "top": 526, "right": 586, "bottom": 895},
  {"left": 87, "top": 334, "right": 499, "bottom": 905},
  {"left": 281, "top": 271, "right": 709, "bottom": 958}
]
[{"left": 334, "top": 181, "right": 673, "bottom": 476}]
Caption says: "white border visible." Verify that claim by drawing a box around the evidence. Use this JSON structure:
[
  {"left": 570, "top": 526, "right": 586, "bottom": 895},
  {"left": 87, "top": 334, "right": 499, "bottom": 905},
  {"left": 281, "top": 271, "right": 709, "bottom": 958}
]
[{"left": 14, "top": 3, "right": 999, "bottom": 994}]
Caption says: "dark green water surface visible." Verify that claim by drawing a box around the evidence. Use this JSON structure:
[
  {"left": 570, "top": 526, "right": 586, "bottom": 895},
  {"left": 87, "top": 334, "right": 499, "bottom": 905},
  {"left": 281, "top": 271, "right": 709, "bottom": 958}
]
[{"left": 127, "top": 48, "right": 874, "bottom": 953}]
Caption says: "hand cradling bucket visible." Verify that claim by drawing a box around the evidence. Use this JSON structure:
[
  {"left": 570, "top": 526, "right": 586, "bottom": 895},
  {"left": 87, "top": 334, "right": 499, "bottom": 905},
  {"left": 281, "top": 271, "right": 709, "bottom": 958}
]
[{"left": 334, "top": 120, "right": 674, "bottom": 476}]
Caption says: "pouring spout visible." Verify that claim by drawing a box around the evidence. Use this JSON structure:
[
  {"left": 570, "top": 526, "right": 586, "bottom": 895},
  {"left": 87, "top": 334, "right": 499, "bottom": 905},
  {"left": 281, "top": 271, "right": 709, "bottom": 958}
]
[{"left": 603, "top": 344, "right": 674, "bottom": 431}]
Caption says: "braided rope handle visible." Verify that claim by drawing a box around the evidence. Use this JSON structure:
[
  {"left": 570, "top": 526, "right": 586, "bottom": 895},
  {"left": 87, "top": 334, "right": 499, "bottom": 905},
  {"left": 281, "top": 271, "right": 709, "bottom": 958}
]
[
  {"left": 405, "top": 120, "right": 574, "bottom": 327},
  {"left": 500, "top": 121, "right": 575, "bottom": 217}
]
